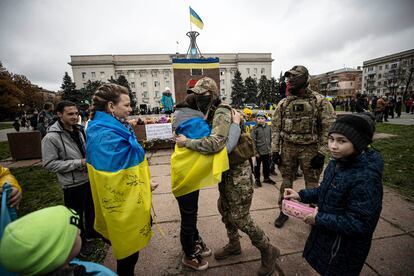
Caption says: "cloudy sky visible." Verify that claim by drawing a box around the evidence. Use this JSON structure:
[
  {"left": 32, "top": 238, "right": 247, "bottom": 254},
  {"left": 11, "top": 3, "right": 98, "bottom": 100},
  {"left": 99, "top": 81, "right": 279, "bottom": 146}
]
[{"left": 1, "top": 0, "right": 413, "bottom": 91}]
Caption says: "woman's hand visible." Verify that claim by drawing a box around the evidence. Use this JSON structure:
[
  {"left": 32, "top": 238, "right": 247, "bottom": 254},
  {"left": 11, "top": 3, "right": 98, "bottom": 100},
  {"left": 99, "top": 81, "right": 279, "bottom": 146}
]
[
  {"left": 2, "top": 187, "right": 22, "bottom": 208},
  {"left": 232, "top": 109, "right": 241, "bottom": 125},
  {"left": 175, "top": 134, "right": 188, "bottom": 147},
  {"left": 303, "top": 207, "right": 318, "bottom": 225},
  {"left": 150, "top": 180, "right": 159, "bottom": 192},
  {"left": 283, "top": 188, "right": 301, "bottom": 201}
]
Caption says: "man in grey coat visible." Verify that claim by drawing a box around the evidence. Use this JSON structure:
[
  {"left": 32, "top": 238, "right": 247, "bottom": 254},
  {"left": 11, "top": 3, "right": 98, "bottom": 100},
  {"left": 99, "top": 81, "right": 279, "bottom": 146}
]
[{"left": 42, "top": 101, "right": 96, "bottom": 247}]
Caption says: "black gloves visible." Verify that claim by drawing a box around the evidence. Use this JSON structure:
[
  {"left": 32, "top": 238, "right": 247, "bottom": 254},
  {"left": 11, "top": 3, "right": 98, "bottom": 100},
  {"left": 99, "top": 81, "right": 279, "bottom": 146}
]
[
  {"left": 272, "top": 152, "right": 282, "bottom": 166},
  {"left": 310, "top": 153, "right": 325, "bottom": 169}
]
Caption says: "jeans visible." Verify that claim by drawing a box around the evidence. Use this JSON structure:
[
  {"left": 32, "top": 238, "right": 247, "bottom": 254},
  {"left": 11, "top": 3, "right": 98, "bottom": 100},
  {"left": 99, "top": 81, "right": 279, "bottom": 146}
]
[
  {"left": 63, "top": 182, "right": 96, "bottom": 240},
  {"left": 254, "top": 154, "right": 270, "bottom": 180},
  {"left": 176, "top": 190, "right": 200, "bottom": 257}
]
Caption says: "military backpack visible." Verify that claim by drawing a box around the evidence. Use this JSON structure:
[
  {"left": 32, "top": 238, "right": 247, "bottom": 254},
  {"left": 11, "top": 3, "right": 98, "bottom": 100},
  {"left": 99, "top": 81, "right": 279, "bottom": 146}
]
[{"left": 219, "top": 104, "right": 256, "bottom": 166}]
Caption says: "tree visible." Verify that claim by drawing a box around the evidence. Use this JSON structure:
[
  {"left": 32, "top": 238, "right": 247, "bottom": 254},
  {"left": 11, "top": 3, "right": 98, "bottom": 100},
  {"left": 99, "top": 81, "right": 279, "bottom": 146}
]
[
  {"left": 230, "top": 70, "right": 245, "bottom": 108},
  {"left": 0, "top": 62, "right": 44, "bottom": 120},
  {"left": 244, "top": 76, "right": 258, "bottom": 104},
  {"left": 60, "top": 72, "right": 79, "bottom": 103},
  {"left": 79, "top": 80, "right": 104, "bottom": 104},
  {"left": 109, "top": 75, "right": 137, "bottom": 109},
  {"left": 257, "top": 75, "right": 271, "bottom": 106},
  {"left": 269, "top": 77, "right": 280, "bottom": 104}
]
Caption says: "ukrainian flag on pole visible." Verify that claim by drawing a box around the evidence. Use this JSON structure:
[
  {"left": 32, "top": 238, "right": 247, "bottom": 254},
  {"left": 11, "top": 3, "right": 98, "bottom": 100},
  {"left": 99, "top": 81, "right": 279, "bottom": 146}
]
[
  {"left": 86, "top": 111, "right": 152, "bottom": 259},
  {"left": 190, "top": 6, "right": 204, "bottom": 30}
]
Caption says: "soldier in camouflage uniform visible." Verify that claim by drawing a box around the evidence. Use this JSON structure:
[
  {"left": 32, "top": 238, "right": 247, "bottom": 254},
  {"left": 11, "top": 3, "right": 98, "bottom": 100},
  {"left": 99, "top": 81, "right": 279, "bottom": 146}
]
[
  {"left": 271, "top": 65, "right": 336, "bottom": 228},
  {"left": 176, "top": 77, "right": 281, "bottom": 276}
]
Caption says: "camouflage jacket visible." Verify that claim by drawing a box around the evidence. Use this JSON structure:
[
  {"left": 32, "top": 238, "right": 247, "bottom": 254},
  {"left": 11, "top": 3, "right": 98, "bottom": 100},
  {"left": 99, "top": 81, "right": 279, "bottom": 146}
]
[
  {"left": 271, "top": 88, "right": 336, "bottom": 156},
  {"left": 185, "top": 104, "right": 232, "bottom": 154}
]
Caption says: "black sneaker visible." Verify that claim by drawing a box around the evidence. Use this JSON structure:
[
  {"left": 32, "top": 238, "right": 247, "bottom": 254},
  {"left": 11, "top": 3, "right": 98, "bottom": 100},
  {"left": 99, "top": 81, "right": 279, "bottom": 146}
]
[
  {"left": 255, "top": 179, "right": 262, "bottom": 187},
  {"left": 274, "top": 212, "right": 289, "bottom": 228},
  {"left": 270, "top": 170, "right": 278, "bottom": 176},
  {"left": 195, "top": 238, "right": 212, "bottom": 257},
  {"left": 263, "top": 178, "right": 276, "bottom": 185}
]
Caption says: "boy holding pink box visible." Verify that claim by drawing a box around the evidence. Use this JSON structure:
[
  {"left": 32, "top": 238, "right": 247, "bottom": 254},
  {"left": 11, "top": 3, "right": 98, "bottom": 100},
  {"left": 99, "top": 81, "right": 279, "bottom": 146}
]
[{"left": 283, "top": 113, "right": 383, "bottom": 275}]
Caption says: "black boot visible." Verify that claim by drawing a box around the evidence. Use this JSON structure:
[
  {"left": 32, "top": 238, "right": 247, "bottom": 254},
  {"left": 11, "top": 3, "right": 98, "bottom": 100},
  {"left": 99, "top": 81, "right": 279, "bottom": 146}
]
[
  {"left": 255, "top": 179, "right": 262, "bottom": 188},
  {"left": 274, "top": 212, "right": 289, "bottom": 228}
]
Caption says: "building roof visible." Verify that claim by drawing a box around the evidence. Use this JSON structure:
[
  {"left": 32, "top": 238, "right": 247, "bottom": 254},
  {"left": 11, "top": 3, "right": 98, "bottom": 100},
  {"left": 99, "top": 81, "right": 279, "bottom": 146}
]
[
  {"left": 69, "top": 53, "right": 274, "bottom": 66},
  {"left": 363, "top": 48, "right": 414, "bottom": 67},
  {"left": 312, "top": 67, "right": 362, "bottom": 78}
]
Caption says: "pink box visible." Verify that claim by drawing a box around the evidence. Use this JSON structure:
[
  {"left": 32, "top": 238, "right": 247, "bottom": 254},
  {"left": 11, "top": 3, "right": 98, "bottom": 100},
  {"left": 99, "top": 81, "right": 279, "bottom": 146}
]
[{"left": 282, "top": 199, "right": 315, "bottom": 220}]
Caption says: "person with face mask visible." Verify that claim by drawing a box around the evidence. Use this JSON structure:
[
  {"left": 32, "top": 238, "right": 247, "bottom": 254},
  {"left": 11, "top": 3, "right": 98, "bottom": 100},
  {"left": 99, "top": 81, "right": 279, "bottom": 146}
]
[
  {"left": 176, "top": 77, "right": 281, "bottom": 276},
  {"left": 271, "top": 65, "right": 336, "bottom": 228}
]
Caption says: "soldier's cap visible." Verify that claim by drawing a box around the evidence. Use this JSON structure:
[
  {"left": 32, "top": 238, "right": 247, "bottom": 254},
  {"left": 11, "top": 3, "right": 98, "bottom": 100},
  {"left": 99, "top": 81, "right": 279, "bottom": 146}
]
[
  {"left": 189, "top": 77, "right": 219, "bottom": 97},
  {"left": 284, "top": 65, "right": 309, "bottom": 78}
]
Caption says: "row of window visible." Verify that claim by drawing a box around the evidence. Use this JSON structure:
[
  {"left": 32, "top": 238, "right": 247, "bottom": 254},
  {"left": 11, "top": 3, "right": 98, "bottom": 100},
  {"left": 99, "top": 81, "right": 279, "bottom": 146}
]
[
  {"left": 365, "top": 58, "right": 413, "bottom": 72},
  {"left": 82, "top": 71, "right": 106, "bottom": 80},
  {"left": 119, "top": 70, "right": 170, "bottom": 78},
  {"left": 246, "top": 68, "right": 266, "bottom": 75},
  {"left": 81, "top": 70, "right": 172, "bottom": 81}
]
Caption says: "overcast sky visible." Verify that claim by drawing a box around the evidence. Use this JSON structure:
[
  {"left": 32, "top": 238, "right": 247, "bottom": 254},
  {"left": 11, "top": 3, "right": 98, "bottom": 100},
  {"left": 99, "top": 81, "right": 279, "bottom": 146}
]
[{"left": 1, "top": 0, "right": 413, "bottom": 91}]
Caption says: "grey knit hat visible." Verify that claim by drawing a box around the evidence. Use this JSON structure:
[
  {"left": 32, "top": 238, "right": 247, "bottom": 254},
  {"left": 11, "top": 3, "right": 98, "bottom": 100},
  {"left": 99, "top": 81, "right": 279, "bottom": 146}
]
[{"left": 329, "top": 113, "right": 375, "bottom": 152}]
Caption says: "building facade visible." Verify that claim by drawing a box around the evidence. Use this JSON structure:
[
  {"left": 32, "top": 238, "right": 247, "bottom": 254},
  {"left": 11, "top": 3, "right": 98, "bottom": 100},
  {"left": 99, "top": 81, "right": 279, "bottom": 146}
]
[
  {"left": 362, "top": 49, "right": 414, "bottom": 96},
  {"left": 311, "top": 67, "right": 362, "bottom": 98},
  {"left": 69, "top": 53, "right": 273, "bottom": 108}
]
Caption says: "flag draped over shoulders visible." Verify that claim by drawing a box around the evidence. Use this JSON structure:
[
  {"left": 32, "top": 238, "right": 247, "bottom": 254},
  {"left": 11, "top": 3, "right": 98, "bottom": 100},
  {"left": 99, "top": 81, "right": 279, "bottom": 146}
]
[
  {"left": 86, "top": 111, "right": 152, "bottom": 259},
  {"left": 171, "top": 117, "right": 229, "bottom": 197}
]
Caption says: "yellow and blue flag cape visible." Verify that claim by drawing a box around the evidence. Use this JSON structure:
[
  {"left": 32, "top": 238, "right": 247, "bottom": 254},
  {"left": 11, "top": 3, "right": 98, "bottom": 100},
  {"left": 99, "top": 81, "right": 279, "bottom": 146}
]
[
  {"left": 190, "top": 6, "right": 204, "bottom": 30},
  {"left": 86, "top": 111, "right": 152, "bottom": 259},
  {"left": 171, "top": 117, "right": 229, "bottom": 197}
]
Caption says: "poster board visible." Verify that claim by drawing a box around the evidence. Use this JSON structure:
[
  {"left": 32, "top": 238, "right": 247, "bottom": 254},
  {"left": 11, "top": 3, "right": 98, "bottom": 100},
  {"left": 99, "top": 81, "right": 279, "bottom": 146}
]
[{"left": 145, "top": 123, "right": 173, "bottom": 141}]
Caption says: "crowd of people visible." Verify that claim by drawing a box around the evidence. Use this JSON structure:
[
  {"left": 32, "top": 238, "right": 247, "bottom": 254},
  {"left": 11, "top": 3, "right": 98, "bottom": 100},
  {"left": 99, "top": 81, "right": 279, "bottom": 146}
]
[{"left": 0, "top": 66, "right": 385, "bottom": 276}]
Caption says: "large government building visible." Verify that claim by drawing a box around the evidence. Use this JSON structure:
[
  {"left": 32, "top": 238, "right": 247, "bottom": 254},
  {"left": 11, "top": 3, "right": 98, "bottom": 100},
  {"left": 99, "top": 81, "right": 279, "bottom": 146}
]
[
  {"left": 362, "top": 49, "right": 414, "bottom": 96},
  {"left": 69, "top": 53, "right": 273, "bottom": 108}
]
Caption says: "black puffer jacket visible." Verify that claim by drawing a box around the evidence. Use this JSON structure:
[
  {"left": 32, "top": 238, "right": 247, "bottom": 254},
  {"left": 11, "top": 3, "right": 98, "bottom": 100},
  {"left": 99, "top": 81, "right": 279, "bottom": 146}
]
[{"left": 299, "top": 149, "right": 383, "bottom": 275}]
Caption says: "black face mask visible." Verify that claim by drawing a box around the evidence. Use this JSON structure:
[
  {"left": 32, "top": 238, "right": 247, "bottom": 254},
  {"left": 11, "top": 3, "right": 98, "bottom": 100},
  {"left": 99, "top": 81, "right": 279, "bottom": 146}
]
[{"left": 196, "top": 94, "right": 212, "bottom": 114}]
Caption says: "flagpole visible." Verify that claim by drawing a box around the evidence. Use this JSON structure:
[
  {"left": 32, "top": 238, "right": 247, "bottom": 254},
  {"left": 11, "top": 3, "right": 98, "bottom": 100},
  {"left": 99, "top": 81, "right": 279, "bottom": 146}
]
[{"left": 189, "top": 6, "right": 193, "bottom": 32}]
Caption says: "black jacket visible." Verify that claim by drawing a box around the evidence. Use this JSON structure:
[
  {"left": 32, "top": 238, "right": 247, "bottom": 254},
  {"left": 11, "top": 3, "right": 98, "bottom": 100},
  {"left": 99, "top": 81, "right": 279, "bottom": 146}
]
[{"left": 299, "top": 149, "right": 383, "bottom": 275}]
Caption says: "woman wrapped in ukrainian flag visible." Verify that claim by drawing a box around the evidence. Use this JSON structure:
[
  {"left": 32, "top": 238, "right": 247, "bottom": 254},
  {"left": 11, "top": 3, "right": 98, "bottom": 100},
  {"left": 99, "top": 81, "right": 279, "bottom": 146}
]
[
  {"left": 86, "top": 83, "right": 156, "bottom": 275},
  {"left": 171, "top": 81, "right": 241, "bottom": 271}
]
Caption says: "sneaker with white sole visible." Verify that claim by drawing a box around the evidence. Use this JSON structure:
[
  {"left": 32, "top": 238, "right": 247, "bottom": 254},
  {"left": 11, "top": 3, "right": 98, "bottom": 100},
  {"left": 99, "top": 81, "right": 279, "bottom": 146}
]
[
  {"left": 195, "top": 239, "right": 212, "bottom": 257},
  {"left": 182, "top": 253, "right": 209, "bottom": 271}
]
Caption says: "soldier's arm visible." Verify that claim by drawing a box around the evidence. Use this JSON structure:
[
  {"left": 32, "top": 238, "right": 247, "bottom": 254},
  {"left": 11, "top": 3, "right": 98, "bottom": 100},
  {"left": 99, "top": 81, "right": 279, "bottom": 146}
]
[
  {"left": 317, "top": 99, "right": 336, "bottom": 156},
  {"left": 185, "top": 107, "right": 231, "bottom": 154},
  {"left": 271, "top": 102, "right": 283, "bottom": 153}
]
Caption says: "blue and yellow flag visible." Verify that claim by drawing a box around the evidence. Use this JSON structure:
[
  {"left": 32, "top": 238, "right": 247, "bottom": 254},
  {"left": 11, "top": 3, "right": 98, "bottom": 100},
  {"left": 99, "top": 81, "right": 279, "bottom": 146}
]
[
  {"left": 190, "top": 6, "right": 204, "bottom": 30},
  {"left": 86, "top": 111, "right": 152, "bottom": 259},
  {"left": 171, "top": 117, "right": 229, "bottom": 197}
]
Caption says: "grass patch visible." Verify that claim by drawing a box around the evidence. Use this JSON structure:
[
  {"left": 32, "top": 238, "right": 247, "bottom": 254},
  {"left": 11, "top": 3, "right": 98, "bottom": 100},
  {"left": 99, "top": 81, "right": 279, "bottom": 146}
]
[
  {"left": 373, "top": 124, "right": 414, "bottom": 200},
  {"left": 0, "top": 141, "right": 10, "bottom": 160},
  {"left": 0, "top": 123, "right": 12, "bottom": 130},
  {"left": 9, "top": 166, "right": 108, "bottom": 263}
]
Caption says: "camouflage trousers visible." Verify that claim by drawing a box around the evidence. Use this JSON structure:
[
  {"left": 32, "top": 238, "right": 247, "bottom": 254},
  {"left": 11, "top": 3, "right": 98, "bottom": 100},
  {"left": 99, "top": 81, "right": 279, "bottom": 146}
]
[
  {"left": 218, "top": 161, "right": 269, "bottom": 250},
  {"left": 278, "top": 141, "right": 322, "bottom": 207}
]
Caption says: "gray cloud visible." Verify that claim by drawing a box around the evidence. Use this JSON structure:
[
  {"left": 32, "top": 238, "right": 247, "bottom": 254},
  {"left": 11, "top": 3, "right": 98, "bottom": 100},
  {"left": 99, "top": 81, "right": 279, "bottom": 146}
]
[{"left": 0, "top": 0, "right": 413, "bottom": 90}]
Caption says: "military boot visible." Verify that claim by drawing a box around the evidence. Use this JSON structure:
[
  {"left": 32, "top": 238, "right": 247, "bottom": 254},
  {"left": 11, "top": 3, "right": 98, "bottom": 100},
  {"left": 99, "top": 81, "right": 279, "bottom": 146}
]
[
  {"left": 214, "top": 239, "right": 242, "bottom": 260},
  {"left": 257, "top": 244, "right": 281, "bottom": 276},
  {"left": 274, "top": 212, "right": 289, "bottom": 228}
]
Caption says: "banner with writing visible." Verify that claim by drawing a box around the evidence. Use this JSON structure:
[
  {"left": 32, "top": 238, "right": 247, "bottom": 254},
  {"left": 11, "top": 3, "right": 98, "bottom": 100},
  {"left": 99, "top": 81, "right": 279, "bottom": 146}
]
[{"left": 145, "top": 123, "right": 173, "bottom": 140}]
